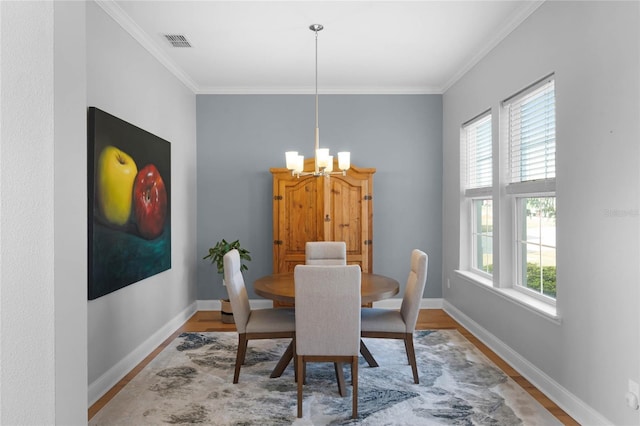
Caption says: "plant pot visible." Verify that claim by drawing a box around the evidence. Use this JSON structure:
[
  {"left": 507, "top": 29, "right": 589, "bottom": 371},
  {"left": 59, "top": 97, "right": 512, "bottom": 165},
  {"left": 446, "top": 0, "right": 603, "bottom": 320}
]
[{"left": 220, "top": 298, "right": 234, "bottom": 324}]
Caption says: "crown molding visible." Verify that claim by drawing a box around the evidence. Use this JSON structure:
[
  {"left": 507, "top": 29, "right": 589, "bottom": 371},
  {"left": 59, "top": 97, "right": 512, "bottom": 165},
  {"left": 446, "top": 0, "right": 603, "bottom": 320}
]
[
  {"left": 441, "top": 0, "right": 545, "bottom": 92},
  {"left": 195, "top": 86, "right": 444, "bottom": 95},
  {"left": 94, "top": 0, "right": 199, "bottom": 93}
]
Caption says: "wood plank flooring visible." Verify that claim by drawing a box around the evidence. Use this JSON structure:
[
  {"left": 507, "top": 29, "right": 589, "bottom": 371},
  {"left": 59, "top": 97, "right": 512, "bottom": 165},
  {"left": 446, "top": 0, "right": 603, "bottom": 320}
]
[{"left": 89, "top": 309, "right": 579, "bottom": 425}]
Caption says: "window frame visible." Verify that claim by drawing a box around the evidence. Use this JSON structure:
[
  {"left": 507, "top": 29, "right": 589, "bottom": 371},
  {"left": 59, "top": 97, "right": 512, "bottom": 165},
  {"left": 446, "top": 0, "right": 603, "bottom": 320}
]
[
  {"left": 470, "top": 197, "right": 493, "bottom": 279},
  {"left": 461, "top": 110, "right": 493, "bottom": 278},
  {"left": 504, "top": 75, "right": 557, "bottom": 303},
  {"left": 511, "top": 193, "right": 557, "bottom": 305}
]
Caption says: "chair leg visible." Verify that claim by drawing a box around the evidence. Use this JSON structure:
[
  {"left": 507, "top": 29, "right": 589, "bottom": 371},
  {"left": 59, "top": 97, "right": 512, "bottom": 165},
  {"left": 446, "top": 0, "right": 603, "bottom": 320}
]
[
  {"left": 233, "top": 334, "right": 248, "bottom": 384},
  {"left": 334, "top": 363, "right": 346, "bottom": 397},
  {"left": 297, "top": 356, "right": 304, "bottom": 418},
  {"left": 404, "top": 333, "right": 419, "bottom": 384},
  {"left": 292, "top": 337, "right": 298, "bottom": 383},
  {"left": 351, "top": 356, "right": 358, "bottom": 419}
]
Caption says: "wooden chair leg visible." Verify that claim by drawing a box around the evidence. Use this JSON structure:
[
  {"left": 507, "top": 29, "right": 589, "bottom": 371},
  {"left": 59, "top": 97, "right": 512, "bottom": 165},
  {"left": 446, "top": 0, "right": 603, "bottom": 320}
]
[
  {"left": 233, "top": 334, "right": 248, "bottom": 384},
  {"left": 292, "top": 338, "right": 298, "bottom": 383},
  {"left": 297, "top": 356, "right": 304, "bottom": 418},
  {"left": 334, "top": 363, "right": 346, "bottom": 397},
  {"left": 351, "top": 356, "right": 358, "bottom": 419},
  {"left": 404, "top": 333, "right": 419, "bottom": 384}
]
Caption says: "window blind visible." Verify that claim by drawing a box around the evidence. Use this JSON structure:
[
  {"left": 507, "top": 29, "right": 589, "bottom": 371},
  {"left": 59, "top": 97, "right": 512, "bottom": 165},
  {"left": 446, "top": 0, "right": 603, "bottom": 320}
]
[
  {"left": 465, "top": 113, "right": 492, "bottom": 189},
  {"left": 505, "top": 77, "right": 555, "bottom": 184}
]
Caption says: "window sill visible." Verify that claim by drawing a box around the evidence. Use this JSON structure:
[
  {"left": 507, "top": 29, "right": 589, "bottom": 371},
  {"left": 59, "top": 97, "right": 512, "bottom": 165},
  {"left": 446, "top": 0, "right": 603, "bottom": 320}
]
[{"left": 454, "top": 270, "right": 561, "bottom": 325}]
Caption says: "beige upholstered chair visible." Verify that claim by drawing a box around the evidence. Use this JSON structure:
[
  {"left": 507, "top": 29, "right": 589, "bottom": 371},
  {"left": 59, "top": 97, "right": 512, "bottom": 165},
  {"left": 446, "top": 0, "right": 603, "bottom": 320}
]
[
  {"left": 305, "top": 241, "right": 347, "bottom": 265},
  {"left": 360, "top": 249, "right": 428, "bottom": 384},
  {"left": 294, "top": 265, "right": 362, "bottom": 419},
  {"left": 223, "top": 249, "right": 296, "bottom": 384}
]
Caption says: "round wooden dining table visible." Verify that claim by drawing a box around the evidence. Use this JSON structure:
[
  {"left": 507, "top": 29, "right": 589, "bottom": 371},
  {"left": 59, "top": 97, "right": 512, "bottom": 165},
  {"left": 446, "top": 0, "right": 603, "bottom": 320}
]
[
  {"left": 253, "top": 271, "right": 400, "bottom": 388},
  {"left": 254, "top": 271, "right": 400, "bottom": 306}
]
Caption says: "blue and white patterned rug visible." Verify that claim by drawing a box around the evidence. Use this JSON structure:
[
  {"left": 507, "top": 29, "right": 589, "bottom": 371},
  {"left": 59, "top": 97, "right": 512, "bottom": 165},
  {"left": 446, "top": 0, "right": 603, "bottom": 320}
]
[{"left": 90, "top": 330, "right": 561, "bottom": 425}]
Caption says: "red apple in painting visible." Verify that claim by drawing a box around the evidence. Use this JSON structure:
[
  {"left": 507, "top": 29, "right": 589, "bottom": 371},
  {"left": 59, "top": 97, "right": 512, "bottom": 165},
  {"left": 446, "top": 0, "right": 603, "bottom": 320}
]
[{"left": 133, "top": 164, "right": 167, "bottom": 240}]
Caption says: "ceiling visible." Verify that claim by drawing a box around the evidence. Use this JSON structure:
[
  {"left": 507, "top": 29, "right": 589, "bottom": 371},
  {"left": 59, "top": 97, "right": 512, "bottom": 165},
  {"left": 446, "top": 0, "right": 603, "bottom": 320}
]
[{"left": 99, "top": 1, "right": 543, "bottom": 94}]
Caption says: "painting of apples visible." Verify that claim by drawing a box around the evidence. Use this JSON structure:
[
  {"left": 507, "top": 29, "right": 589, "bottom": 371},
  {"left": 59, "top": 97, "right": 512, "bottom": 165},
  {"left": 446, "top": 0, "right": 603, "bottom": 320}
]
[{"left": 88, "top": 107, "right": 171, "bottom": 300}]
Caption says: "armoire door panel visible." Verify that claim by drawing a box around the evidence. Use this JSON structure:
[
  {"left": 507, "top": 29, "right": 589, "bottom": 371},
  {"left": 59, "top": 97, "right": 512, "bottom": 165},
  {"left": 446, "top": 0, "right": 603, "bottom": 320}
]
[
  {"left": 328, "top": 177, "right": 365, "bottom": 254},
  {"left": 275, "top": 176, "right": 323, "bottom": 273}
]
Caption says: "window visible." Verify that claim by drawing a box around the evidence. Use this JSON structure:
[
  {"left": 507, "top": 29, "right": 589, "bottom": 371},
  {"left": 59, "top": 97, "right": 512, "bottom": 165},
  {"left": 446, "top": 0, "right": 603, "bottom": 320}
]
[
  {"left": 472, "top": 199, "right": 493, "bottom": 274},
  {"left": 516, "top": 197, "right": 556, "bottom": 298},
  {"left": 458, "top": 74, "right": 557, "bottom": 313},
  {"left": 466, "top": 113, "right": 492, "bottom": 189},
  {"left": 504, "top": 76, "right": 556, "bottom": 301},
  {"left": 463, "top": 112, "right": 492, "bottom": 276}
]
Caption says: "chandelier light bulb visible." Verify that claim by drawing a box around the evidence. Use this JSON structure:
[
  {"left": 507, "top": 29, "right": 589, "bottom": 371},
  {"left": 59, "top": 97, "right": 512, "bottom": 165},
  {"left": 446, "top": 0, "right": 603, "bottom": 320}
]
[
  {"left": 338, "top": 152, "right": 351, "bottom": 171},
  {"left": 286, "top": 151, "right": 299, "bottom": 170}
]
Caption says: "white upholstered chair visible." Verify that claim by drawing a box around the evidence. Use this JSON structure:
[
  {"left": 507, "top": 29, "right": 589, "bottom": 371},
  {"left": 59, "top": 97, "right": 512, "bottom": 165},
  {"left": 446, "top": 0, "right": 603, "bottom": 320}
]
[
  {"left": 294, "top": 265, "right": 362, "bottom": 419},
  {"left": 223, "top": 249, "right": 296, "bottom": 384},
  {"left": 305, "top": 241, "right": 347, "bottom": 265},
  {"left": 360, "top": 249, "right": 428, "bottom": 384}
]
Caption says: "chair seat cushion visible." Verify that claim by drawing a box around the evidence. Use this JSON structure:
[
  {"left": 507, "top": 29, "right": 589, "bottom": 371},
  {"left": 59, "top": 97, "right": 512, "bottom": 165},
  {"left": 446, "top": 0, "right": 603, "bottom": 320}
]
[
  {"left": 246, "top": 308, "right": 296, "bottom": 333},
  {"left": 361, "top": 308, "right": 406, "bottom": 333}
]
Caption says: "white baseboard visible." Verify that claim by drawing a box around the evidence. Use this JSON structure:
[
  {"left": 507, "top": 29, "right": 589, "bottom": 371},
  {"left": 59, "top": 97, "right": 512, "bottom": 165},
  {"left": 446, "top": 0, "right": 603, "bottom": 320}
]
[
  {"left": 197, "top": 298, "right": 443, "bottom": 311},
  {"left": 197, "top": 298, "right": 274, "bottom": 311},
  {"left": 88, "top": 301, "right": 198, "bottom": 407},
  {"left": 443, "top": 300, "right": 613, "bottom": 426},
  {"left": 370, "top": 297, "right": 443, "bottom": 309}
]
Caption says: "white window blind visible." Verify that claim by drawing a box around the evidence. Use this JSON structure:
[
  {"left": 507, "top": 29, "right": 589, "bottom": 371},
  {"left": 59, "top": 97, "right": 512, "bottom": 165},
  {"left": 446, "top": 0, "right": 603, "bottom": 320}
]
[
  {"left": 465, "top": 112, "right": 492, "bottom": 189},
  {"left": 505, "top": 77, "right": 555, "bottom": 184}
]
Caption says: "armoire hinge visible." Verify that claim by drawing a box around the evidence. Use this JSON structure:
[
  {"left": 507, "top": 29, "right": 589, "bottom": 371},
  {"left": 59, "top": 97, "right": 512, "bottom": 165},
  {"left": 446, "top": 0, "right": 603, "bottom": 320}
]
[
  {"left": 273, "top": 195, "right": 283, "bottom": 200},
  {"left": 364, "top": 240, "right": 373, "bottom": 245},
  {"left": 364, "top": 195, "right": 372, "bottom": 200},
  {"left": 273, "top": 240, "right": 283, "bottom": 245}
]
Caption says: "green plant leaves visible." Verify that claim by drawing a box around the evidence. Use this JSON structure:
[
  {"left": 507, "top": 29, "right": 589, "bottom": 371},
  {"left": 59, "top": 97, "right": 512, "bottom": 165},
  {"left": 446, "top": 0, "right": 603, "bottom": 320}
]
[{"left": 203, "top": 239, "right": 251, "bottom": 274}]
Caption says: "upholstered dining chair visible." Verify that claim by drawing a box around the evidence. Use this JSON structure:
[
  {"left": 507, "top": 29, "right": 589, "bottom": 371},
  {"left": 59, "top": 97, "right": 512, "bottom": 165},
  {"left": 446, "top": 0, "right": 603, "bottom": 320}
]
[
  {"left": 294, "top": 264, "right": 362, "bottom": 419},
  {"left": 360, "top": 249, "right": 428, "bottom": 384},
  {"left": 223, "top": 249, "right": 296, "bottom": 384},
  {"left": 305, "top": 241, "right": 347, "bottom": 265}
]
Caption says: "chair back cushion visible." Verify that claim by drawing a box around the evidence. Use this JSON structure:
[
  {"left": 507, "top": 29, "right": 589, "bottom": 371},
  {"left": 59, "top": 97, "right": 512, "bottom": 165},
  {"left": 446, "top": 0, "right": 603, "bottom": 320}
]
[
  {"left": 295, "top": 265, "right": 361, "bottom": 356},
  {"left": 305, "top": 241, "right": 347, "bottom": 265},
  {"left": 400, "top": 249, "right": 429, "bottom": 333},
  {"left": 223, "top": 249, "right": 251, "bottom": 333}
]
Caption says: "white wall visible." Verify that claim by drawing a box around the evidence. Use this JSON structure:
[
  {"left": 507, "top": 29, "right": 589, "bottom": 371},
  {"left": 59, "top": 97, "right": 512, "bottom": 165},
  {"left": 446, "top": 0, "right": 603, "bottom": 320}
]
[
  {"left": 442, "top": 2, "right": 639, "bottom": 425},
  {"left": 86, "top": 1, "right": 197, "bottom": 403},
  {"left": 54, "top": 2, "right": 88, "bottom": 424},
  {"left": 1, "top": 2, "right": 89, "bottom": 423},
  {"left": 1, "top": 2, "right": 56, "bottom": 423}
]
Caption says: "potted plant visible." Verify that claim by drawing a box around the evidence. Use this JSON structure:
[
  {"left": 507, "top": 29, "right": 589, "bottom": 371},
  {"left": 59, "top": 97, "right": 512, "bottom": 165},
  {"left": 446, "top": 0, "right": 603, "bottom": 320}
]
[{"left": 203, "top": 239, "right": 251, "bottom": 323}]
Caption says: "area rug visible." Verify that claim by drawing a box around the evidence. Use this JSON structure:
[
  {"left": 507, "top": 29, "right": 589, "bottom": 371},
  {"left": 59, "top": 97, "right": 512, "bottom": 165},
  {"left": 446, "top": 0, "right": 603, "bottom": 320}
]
[{"left": 90, "top": 330, "right": 561, "bottom": 425}]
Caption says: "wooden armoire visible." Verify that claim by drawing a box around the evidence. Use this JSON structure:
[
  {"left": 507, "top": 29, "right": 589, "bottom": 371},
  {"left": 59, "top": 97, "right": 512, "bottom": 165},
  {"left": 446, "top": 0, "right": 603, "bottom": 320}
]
[{"left": 270, "top": 158, "right": 376, "bottom": 274}]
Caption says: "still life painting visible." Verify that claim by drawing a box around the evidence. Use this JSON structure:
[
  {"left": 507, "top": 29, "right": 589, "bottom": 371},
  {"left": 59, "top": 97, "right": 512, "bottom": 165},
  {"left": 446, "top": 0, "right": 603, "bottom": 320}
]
[{"left": 88, "top": 107, "right": 171, "bottom": 300}]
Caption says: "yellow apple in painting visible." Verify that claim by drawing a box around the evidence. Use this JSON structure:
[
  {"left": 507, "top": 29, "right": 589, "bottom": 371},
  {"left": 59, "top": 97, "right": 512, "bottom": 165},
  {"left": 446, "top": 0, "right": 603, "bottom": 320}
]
[{"left": 97, "top": 145, "right": 138, "bottom": 226}]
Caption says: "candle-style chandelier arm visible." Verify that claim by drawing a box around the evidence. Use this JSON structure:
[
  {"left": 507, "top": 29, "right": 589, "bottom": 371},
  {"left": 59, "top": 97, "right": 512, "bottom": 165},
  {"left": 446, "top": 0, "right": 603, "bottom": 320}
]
[{"left": 284, "top": 24, "right": 351, "bottom": 178}]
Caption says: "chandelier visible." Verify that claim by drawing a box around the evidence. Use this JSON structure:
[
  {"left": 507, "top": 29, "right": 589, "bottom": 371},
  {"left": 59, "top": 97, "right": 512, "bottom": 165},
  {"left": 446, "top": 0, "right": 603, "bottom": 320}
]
[{"left": 285, "top": 24, "right": 351, "bottom": 178}]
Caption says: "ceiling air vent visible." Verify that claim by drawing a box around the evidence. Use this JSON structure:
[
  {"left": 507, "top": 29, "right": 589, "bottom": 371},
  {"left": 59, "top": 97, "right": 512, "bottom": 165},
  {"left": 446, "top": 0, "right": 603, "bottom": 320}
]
[{"left": 164, "top": 34, "right": 192, "bottom": 48}]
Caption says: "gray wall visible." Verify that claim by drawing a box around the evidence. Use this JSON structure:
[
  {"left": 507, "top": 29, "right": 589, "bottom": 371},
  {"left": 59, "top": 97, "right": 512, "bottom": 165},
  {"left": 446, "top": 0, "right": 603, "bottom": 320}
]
[
  {"left": 196, "top": 95, "right": 443, "bottom": 301},
  {"left": 86, "top": 1, "right": 198, "bottom": 400},
  {"left": 442, "top": 2, "right": 639, "bottom": 425}
]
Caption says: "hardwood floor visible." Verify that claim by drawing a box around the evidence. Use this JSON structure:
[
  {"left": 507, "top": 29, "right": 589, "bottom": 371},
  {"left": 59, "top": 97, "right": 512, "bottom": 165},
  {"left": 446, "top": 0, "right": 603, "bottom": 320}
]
[{"left": 89, "top": 309, "right": 578, "bottom": 425}]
